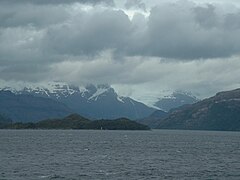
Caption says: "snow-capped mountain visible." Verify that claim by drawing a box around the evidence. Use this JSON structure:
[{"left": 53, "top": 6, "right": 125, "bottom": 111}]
[
  {"left": 0, "top": 81, "right": 156, "bottom": 120},
  {"left": 154, "top": 91, "right": 199, "bottom": 112}
]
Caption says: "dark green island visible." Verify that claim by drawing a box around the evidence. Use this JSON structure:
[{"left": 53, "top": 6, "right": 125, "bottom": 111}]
[{"left": 0, "top": 114, "right": 150, "bottom": 130}]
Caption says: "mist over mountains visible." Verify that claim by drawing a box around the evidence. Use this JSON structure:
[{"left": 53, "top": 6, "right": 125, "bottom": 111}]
[
  {"left": 0, "top": 82, "right": 154, "bottom": 121},
  {"left": 0, "top": 81, "right": 199, "bottom": 122},
  {"left": 154, "top": 91, "right": 198, "bottom": 112},
  {"left": 0, "top": 80, "right": 240, "bottom": 131}
]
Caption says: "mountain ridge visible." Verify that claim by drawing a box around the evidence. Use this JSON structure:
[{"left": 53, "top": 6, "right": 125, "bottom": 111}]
[
  {"left": 156, "top": 88, "right": 240, "bottom": 131},
  {"left": 0, "top": 90, "right": 72, "bottom": 122},
  {"left": 0, "top": 82, "right": 156, "bottom": 120},
  {"left": 137, "top": 110, "right": 168, "bottom": 128},
  {"left": 2, "top": 114, "right": 150, "bottom": 130}
]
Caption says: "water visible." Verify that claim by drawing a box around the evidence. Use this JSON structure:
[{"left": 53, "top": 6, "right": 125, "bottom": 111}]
[{"left": 0, "top": 130, "right": 239, "bottom": 180}]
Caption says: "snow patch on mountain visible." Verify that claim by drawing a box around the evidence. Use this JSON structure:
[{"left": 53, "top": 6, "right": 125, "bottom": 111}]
[
  {"left": 88, "top": 87, "right": 109, "bottom": 101},
  {"left": 154, "top": 91, "right": 199, "bottom": 112},
  {"left": 117, "top": 96, "right": 125, "bottom": 103},
  {"left": 0, "top": 80, "right": 129, "bottom": 104},
  {"left": 0, "top": 80, "right": 198, "bottom": 111},
  {"left": 0, "top": 80, "right": 88, "bottom": 98},
  {"left": 0, "top": 80, "right": 156, "bottom": 119}
]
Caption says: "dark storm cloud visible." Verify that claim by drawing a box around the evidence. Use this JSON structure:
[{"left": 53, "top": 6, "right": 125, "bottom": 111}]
[
  {"left": 0, "top": 0, "right": 114, "bottom": 6},
  {"left": 141, "top": 3, "right": 240, "bottom": 59},
  {"left": 0, "top": 5, "right": 70, "bottom": 28},
  {"left": 194, "top": 4, "right": 219, "bottom": 28},
  {"left": 37, "top": 1, "right": 240, "bottom": 60},
  {"left": 43, "top": 9, "right": 131, "bottom": 56},
  {"left": 0, "top": 63, "right": 51, "bottom": 81},
  {"left": 0, "top": 0, "right": 114, "bottom": 28},
  {"left": 1, "top": 0, "right": 240, "bottom": 83}
]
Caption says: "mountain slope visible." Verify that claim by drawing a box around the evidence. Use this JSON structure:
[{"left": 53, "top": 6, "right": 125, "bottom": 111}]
[
  {"left": 0, "top": 91, "right": 72, "bottom": 122},
  {"left": 137, "top": 110, "right": 168, "bottom": 128},
  {"left": 0, "top": 114, "right": 12, "bottom": 128},
  {"left": 156, "top": 88, "right": 240, "bottom": 131},
  {"left": 0, "top": 82, "right": 155, "bottom": 120}
]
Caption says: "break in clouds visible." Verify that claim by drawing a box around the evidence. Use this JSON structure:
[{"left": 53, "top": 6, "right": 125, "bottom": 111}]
[{"left": 0, "top": 0, "right": 240, "bottom": 100}]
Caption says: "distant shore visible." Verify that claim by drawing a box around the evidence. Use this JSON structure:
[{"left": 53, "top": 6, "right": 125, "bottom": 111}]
[{"left": 0, "top": 114, "right": 150, "bottom": 130}]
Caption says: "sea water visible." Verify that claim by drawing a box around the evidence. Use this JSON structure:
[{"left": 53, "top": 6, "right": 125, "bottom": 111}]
[{"left": 0, "top": 130, "right": 239, "bottom": 180}]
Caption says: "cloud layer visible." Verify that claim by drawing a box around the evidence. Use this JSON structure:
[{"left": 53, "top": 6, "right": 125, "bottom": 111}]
[{"left": 0, "top": 0, "right": 240, "bottom": 102}]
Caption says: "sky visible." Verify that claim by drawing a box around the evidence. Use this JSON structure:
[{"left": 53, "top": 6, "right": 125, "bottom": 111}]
[{"left": 0, "top": 0, "right": 240, "bottom": 105}]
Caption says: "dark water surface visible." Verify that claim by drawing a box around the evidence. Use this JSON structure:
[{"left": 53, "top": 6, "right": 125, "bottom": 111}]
[{"left": 0, "top": 130, "right": 239, "bottom": 180}]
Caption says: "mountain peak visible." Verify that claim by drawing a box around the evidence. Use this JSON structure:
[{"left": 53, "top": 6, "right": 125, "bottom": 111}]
[
  {"left": 154, "top": 91, "right": 198, "bottom": 112},
  {"left": 0, "top": 81, "right": 155, "bottom": 120}
]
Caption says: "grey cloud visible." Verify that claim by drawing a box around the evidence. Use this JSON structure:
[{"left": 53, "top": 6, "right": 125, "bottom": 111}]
[
  {"left": 113, "top": 56, "right": 240, "bottom": 103},
  {"left": 0, "top": 63, "right": 51, "bottom": 82},
  {"left": 2, "top": 1, "right": 240, "bottom": 61},
  {"left": 43, "top": 9, "right": 131, "bottom": 56},
  {"left": 0, "top": 0, "right": 114, "bottom": 6},
  {"left": 0, "top": 4, "right": 70, "bottom": 28},
  {"left": 40, "top": 1, "right": 240, "bottom": 59},
  {"left": 223, "top": 12, "right": 240, "bottom": 30},
  {"left": 193, "top": 4, "right": 219, "bottom": 29},
  {"left": 50, "top": 56, "right": 240, "bottom": 100},
  {"left": 1, "top": 0, "right": 240, "bottom": 85},
  {"left": 125, "top": 0, "right": 146, "bottom": 11},
  {"left": 0, "top": 0, "right": 114, "bottom": 28},
  {"left": 140, "top": 2, "right": 240, "bottom": 59}
]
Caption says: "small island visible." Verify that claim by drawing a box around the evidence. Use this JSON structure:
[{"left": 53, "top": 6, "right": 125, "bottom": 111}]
[{"left": 1, "top": 114, "right": 150, "bottom": 130}]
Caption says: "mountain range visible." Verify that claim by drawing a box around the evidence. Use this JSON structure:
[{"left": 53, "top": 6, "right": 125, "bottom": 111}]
[
  {"left": 0, "top": 80, "right": 239, "bottom": 131},
  {"left": 0, "top": 82, "right": 157, "bottom": 121},
  {"left": 0, "top": 81, "right": 200, "bottom": 122},
  {"left": 156, "top": 88, "right": 240, "bottom": 131}
]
